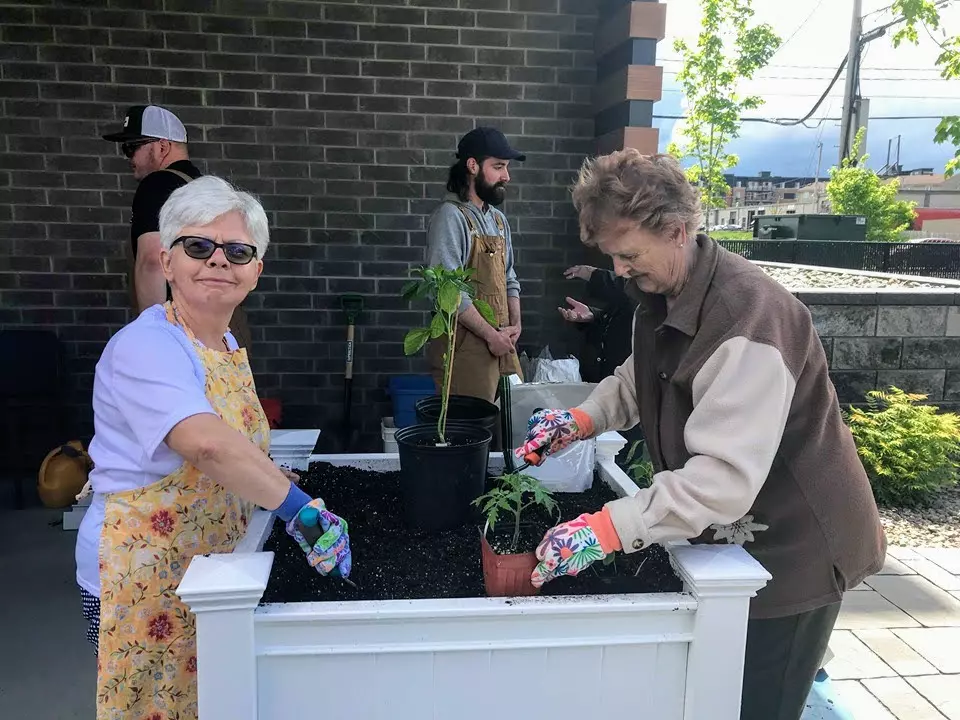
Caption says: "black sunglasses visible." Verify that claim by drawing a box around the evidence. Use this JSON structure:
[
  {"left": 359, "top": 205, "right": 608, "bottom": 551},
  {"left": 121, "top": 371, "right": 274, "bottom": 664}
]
[
  {"left": 121, "top": 139, "right": 159, "bottom": 158},
  {"left": 172, "top": 236, "right": 259, "bottom": 265}
]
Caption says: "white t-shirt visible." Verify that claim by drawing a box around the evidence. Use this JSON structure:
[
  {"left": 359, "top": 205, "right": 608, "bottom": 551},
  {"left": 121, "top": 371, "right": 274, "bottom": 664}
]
[{"left": 75, "top": 305, "right": 238, "bottom": 596}]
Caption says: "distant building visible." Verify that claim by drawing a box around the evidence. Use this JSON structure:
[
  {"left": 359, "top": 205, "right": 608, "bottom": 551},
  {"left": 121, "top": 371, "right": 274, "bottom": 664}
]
[{"left": 723, "top": 171, "right": 824, "bottom": 209}]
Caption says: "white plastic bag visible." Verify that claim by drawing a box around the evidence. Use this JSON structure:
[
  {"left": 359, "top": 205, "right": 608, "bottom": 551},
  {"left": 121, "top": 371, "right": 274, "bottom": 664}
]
[
  {"left": 509, "top": 382, "right": 598, "bottom": 448},
  {"left": 523, "top": 439, "right": 596, "bottom": 493},
  {"left": 530, "top": 346, "right": 582, "bottom": 384}
]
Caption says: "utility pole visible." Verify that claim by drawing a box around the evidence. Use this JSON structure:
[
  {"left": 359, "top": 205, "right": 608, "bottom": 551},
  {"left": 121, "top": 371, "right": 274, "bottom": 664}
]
[
  {"left": 839, "top": 0, "right": 863, "bottom": 165},
  {"left": 836, "top": 0, "right": 949, "bottom": 166},
  {"left": 814, "top": 141, "right": 824, "bottom": 211},
  {"left": 855, "top": 96, "right": 870, "bottom": 157}
]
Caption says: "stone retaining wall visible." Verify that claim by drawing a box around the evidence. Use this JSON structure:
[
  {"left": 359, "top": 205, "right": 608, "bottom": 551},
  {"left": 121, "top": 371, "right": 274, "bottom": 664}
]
[{"left": 797, "top": 291, "right": 960, "bottom": 409}]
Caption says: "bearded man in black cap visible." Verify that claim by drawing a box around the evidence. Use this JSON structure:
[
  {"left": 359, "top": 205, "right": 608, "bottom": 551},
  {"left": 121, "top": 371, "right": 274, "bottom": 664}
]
[
  {"left": 102, "top": 105, "right": 250, "bottom": 348},
  {"left": 424, "top": 127, "right": 525, "bottom": 404}
]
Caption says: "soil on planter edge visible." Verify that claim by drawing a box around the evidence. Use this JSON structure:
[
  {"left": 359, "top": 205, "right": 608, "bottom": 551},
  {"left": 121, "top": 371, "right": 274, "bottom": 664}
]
[{"left": 260, "top": 463, "right": 682, "bottom": 604}]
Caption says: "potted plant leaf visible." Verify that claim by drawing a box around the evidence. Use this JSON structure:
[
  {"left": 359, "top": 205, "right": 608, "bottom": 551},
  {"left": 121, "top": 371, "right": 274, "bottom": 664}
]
[
  {"left": 405, "top": 267, "right": 502, "bottom": 449},
  {"left": 396, "top": 265, "right": 499, "bottom": 532},
  {"left": 472, "top": 471, "right": 558, "bottom": 597}
]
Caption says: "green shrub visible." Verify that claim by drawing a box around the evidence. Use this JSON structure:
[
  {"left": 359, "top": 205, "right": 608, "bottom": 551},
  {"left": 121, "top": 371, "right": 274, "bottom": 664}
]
[{"left": 845, "top": 387, "right": 960, "bottom": 507}]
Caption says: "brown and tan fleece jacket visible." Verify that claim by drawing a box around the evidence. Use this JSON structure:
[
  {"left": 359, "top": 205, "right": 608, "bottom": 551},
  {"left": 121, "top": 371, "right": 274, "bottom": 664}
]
[{"left": 578, "top": 235, "right": 886, "bottom": 619}]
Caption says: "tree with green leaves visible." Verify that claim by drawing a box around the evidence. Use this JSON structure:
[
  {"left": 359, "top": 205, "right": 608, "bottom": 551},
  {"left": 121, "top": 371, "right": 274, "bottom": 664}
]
[
  {"left": 827, "top": 129, "right": 917, "bottom": 242},
  {"left": 401, "top": 266, "right": 496, "bottom": 443},
  {"left": 667, "top": 0, "right": 781, "bottom": 209},
  {"left": 892, "top": 0, "right": 960, "bottom": 176}
]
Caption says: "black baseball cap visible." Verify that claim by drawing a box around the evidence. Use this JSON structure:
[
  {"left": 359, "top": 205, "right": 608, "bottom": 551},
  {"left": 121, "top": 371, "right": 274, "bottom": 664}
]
[
  {"left": 102, "top": 105, "right": 188, "bottom": 143},
  {"left": 456, "top": 127, "right": 526, "bottom": 162}
]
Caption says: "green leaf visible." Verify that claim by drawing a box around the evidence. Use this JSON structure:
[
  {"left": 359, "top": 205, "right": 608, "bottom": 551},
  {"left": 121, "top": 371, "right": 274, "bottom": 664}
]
[
  {"left": 473, "top": 298, "right": 497, "bottom": 326},
  {"left": 438, "top": 282, "right": 461, "bottom": 315},
  {"left": 403, "top": 327, "right": 431, "bottom": 356},
  {"left": 400, "top": 280, "right": 419, "bottom": 301},
  {"left": 429, "top": 313, "right": 446, "bottom": 339}
]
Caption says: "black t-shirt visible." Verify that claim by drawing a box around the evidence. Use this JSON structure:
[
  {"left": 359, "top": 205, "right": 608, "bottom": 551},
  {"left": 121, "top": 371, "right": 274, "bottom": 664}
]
[{"left": 129, "top": 159, "right": 202, "bottom": 257}]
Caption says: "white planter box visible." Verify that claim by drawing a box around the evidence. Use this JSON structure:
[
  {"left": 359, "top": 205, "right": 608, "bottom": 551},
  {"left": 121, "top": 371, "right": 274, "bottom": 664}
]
[
  {"left": 268, "top": 429, "right": 321, "bottom": 471},
  {"left": 178, "top": 436, "right": 770, "bottom": 720}
]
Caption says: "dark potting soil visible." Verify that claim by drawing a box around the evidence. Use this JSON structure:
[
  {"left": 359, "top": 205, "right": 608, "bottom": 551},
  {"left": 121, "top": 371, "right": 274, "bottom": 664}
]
[
  {"left": 486, "top": 523, "right": 545, "bottom": 556},
  {"left": 261, "top": 463, "right": 681, "bottom": 604}
]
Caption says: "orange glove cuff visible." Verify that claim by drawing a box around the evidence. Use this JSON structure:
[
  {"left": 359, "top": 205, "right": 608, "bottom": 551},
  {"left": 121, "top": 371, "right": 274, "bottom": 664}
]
[
  {"left": 569, "top": 408, "right": 595, "bottom": 439},
  {"left": 586, "top": 507, "right": 622, "bottom": 553}
]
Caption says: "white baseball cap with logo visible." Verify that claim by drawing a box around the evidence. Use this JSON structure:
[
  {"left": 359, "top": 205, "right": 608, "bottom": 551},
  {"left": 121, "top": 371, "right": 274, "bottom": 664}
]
[{"left": 102, "top": 105, "right": 188, "bottom": 143}]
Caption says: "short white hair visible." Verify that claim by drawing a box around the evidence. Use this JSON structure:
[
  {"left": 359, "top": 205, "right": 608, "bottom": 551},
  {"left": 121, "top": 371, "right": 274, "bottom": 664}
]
[{"left": 158, "top": 175, "right": 270, "bottom": 258}]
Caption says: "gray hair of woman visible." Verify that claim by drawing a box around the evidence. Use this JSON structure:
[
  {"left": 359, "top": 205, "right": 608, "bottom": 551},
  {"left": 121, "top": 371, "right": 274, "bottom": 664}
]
[
  {"left": 572, "top": 150, "right": 702, "bottom": 245},
  {"left": 158, "top": 175, "right": 270, "bottom": 258}
]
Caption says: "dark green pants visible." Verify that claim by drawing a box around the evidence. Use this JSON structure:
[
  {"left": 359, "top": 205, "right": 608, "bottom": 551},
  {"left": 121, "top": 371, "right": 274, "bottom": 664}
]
[{"left": 740, "top": 602, "right": 841, "bottom": 720}]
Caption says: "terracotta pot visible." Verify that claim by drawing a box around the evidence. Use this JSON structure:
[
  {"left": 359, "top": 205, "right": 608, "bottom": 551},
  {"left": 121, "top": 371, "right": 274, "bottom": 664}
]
[
  {"left": 480, "top": 532, "right": 540, "bottom": 597},
  {"left": 37, "top": 441, "right": 92, "bottom": 509}
]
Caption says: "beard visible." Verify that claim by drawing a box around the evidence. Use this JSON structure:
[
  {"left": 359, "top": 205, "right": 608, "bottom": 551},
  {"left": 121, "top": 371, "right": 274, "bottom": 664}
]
[{"left": 475, "top": 173, "right": 506, "bottom": 207}]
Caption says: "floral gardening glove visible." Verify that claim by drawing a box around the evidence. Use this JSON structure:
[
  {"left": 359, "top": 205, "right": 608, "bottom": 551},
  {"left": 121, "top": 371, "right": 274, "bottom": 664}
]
[
  {"left": 515, "top": 408, "right": 594, "bottom": 465},
  {"left": 531, "top": 510, "right": 622, "bottom": 589},
  {"left": 285, "top": 499, "right": 352, "bottom": 578}
]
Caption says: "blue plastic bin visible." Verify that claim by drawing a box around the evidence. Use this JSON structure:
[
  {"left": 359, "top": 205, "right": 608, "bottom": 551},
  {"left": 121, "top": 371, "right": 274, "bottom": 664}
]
[{"left": 388, "top": 375, "right": 437, "bottom": 429}]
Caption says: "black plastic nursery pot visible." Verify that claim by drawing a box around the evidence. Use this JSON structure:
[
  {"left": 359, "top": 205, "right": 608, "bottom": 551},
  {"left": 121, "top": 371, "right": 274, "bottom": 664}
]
[
  {"left": 395, "top": 421, "right": 493, "bottom": 532},
  {"left": 415, "top": 395, "right": 502, "bottom": 451}
]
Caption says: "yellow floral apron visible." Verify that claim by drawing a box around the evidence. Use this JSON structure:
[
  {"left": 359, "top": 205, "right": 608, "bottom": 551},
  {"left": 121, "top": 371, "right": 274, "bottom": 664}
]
[{"left": 96, "top": 302, "right": 270, "bottom": 720}]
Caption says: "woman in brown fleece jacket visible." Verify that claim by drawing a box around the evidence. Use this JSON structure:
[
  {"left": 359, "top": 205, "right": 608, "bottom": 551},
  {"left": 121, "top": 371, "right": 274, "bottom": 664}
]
[{"left": 516, "top": 150, "right": 886, "bottom": 720}]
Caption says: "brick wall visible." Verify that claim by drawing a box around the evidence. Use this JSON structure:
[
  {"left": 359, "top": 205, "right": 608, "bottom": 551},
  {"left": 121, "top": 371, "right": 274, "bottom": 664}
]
[
  {"left": 800, "top": 292, "right": 960, "bottom": 410},
  {"left": 0, "top": 0, "right": 600, "bottom": 450}
]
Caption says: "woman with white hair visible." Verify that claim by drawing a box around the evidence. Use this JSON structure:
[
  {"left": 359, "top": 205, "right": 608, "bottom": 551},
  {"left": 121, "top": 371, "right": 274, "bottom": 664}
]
[{"left": 74, "top": 176, "right": 351, "bottom": 719}]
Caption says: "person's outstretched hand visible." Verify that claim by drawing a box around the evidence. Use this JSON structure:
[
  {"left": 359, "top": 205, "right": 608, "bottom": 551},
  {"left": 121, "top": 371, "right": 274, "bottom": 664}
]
[
  {"left": 531, "top": 511, "right": 622, "bottom": 588},
  {"left": 558, "top": 297, "right": 594, "bottom": 324},
  {"left": 286, "top": 499, "right": 352, "bottom": 578},
  {"left": 563, "top": 265, "right": 597, "bottom": 281}
]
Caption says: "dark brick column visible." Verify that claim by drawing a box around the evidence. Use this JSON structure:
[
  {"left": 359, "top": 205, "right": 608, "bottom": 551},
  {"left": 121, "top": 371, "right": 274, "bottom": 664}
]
[{"left": 593, "top": 0, "right": 666, "bottom": 155}]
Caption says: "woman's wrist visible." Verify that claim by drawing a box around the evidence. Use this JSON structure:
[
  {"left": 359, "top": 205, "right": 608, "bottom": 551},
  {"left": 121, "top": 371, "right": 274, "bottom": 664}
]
[
  {"left": 275, "top": 482, "right": 311, "bottom": 522},
  {"left": 569, "top": 407, "right": 595, "bottom": 439}
]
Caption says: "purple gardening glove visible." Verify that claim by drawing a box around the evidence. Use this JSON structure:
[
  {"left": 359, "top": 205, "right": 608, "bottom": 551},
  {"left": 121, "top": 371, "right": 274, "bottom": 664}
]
[{"left": 285, "top": 499, "right": 352, "bottom": 578}]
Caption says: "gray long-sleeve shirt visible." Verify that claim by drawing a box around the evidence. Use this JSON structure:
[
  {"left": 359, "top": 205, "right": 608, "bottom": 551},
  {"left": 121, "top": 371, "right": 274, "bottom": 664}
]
[{"left": 425, "top": 195, "right": 521, "bottom": 310}]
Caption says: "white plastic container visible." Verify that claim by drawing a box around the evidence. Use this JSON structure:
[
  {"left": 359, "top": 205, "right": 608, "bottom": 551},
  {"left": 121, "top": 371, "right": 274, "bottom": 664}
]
[
  {"left": 381, "top": 417, "right": 398, "bottom": 453},
  {"left": 178, "top": 439, "right": 772, "bottom": 720}
]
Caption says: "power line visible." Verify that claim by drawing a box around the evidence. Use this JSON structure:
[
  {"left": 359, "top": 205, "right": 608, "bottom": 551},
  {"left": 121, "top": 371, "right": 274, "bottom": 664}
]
[
  {"left": 656, "top": 57, "right": 943, "bottom": 72},
  {"left": 662, "top": 72, "right": 952, "bottom": 81},
  {"left": 654, "top": 114, "right": 948, "bottom": 122},
  {"left": 770, "top": 0, "right": 828, "bottom": 56},
  {"left": 660, "top": 88, "right": 959, "bottom": 98}
]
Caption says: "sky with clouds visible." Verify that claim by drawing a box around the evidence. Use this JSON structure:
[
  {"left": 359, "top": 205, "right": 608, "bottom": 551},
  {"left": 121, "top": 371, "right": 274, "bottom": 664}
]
[{"left": 656, "top": 0, "right": 960, "bottom": 177}]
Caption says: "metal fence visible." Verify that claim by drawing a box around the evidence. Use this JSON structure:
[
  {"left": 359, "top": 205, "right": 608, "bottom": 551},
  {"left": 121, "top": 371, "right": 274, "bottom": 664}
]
[{"left": 718, "top": 240, "right": 960, "bottom": 280}]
